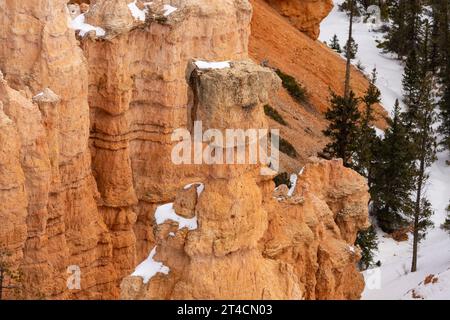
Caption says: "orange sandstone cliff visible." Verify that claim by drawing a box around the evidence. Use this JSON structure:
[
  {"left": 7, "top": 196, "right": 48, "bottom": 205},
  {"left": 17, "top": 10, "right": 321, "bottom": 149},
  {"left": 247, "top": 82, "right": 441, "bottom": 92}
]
[{"left": 0, "top": 0, "right": 371, "bottom": 299}]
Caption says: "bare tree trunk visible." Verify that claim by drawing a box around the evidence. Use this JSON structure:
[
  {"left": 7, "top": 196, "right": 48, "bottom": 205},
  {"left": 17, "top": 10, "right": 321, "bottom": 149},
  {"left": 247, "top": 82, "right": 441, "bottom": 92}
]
[
  {"left": 411, "top": 131, "right": 426, "bottom": 272},
  {"left": 344, "top": 0, "right": 354, "bottom": 99}
]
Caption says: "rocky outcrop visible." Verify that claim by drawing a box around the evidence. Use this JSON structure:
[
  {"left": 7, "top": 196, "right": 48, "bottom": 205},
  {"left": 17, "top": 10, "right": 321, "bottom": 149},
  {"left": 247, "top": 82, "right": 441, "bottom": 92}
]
[
  {"left": 82, "top": 0, "right": 253, "bottom": 265},
  {"left": 265, "top": 0, "right": 333, "bottom": 39},
  {"left": 0, "top": 0, "right": 117, "bottom": 299},
  {"left": 262, "top": 158, "right": 369, "bottom": 299},
  {"left": 119, "top": 61, "right": 369, "bottom": 300},
  {"left": 1, "top": 0, "right": 370, "bottom": 300}
]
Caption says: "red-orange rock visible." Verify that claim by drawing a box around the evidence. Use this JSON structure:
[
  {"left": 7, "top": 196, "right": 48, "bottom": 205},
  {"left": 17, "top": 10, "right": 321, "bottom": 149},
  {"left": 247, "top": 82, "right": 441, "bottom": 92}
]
[{"left": 265, "top": 0, "right": 334, "bottom": 39}]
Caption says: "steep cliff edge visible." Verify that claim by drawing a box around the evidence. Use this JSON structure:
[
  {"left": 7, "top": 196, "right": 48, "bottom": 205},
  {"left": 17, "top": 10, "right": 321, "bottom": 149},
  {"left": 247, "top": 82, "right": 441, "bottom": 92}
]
[{"left": 0, "top": 0, "right": 370, "bottom": 300}]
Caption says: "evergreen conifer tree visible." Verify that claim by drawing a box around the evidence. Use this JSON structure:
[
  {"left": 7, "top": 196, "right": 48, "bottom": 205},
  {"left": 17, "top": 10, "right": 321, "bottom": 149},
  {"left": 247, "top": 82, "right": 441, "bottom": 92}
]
[
  {"left": 322, "top": 91, "right": 362, "bottom": 167},
  {"left": 402, "top": 21, "right": 438, "bottom": 272},
  {"left": 355, "top": 226, "right": 379, "bottom": 270},
  {"left": 354, "top": 69, "right": 381, "bottom": 183},
  {"left": 344, "top": 36, "right": 359, "bottom": 60},
  {"left": 380, "top": 0, "right": 421, "bottom": 58},
  {"left": 442, "top": 202, "right": 450, "bottom": 233},
  {"left": 371, "top": 100, "right": 416, "bottom": 233},
  {"left": 329, "top": 34, "right": 342, "bottom": 53}
]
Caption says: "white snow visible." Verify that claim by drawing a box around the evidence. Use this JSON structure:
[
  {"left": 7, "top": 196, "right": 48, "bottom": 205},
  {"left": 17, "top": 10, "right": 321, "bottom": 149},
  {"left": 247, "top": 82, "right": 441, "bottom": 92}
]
[
  {"left": 33, "top": 92, "right": 44, "bottom": 99},
  {"left": 403, "top": 269, "right": 450, "bottom": 300},
  {"left": 128, "top": 1, "right": 148, "bottom": 22},
  {"left": 195, "top": 61, "right": 231, "bottom": 70},
  {"left": 131, "top": 246, "right": 170, "bottom": 284},
  {"left": 298, "top": 167, "right": 305, "bottom": 176},
  {"left": 287, "top": 173, "right": 298, "bottom": 197},
  {"left": 321, "top": 0, "right": 450, "bottom": 300},
  {"left": 373, "top": 126, "right": 385, "bottom": 138},
  {"left": 184, "top": 182, "right": 205, "bottom": 196},
  {"left": 69, "top": 14, "right": 106, "bottom": 37},
  {"left": 155, "top": 203, "right": 198, "bottom": 231},
  {"left": 319, "top": 0, "right": 404, "bottom": 115},
  {"left": 163, "top": 4, "right": 177, "bottom": 17}
]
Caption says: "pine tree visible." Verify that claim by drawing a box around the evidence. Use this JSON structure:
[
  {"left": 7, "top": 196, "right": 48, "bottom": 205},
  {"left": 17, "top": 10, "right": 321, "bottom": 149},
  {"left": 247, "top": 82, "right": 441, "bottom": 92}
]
[
  {"left": 434, "top": 0, "right": 450, "bottom": 152},
  {"left": 329, "top": 34, "right": 342, "bottom": 53},
  {"left": 403, "top": 21, "right": 438, "bottom": 272},
  {"left": 402, "top": 50, "right": 422, "bottom": 125},
  {"left": 356, "top": 226, "right": 379, "bottom": 270},
  {"left": 442, "top": 201, "right": 450, "bottom": 233},
  {"left": 380, "top": 0, "right": 422, "bottom": 58},
  {"left": 371, "top": 100, "right": 416, "bottom": 233},
  {"left": 322, "top": 91, "right": 362, "bottom": 167},
  {"left": 344, "top": 36, "right": 359, "bottom": 60},
  {"left": 440, "top": 82, "right": 450, "bottom": 151},
  {"left": 354, "top": 69, "right": 381, "bottom": 183}
]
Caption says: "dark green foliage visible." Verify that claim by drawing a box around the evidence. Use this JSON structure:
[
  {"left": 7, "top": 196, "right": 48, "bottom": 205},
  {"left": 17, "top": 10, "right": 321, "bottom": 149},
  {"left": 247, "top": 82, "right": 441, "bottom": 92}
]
[
  {"left": 442, "top": 202, "right": 450, "bottom": 233},
  {"left": 329, "top": 34, "right": 342, "bottom": 53},
  {"left": 275, "top": 69, "right": 307, "bottom": 104},
  {"left": 356, "top": 226, "right": 379, "bottom": 270},
  {"left": 279, "top": 137, "right": 298, "bottom": 159},
  {"left": 402, "top": 21, "right": 438, "bottom": 272},
  {"left": 322, "top": 90, "right": 361, "bottom": 167},
  {"left": 439, "top": 82, "right": 450, "bottom": 151},
  {"left": 415, "top": 198, "right": 435, "bottom": 242},
  {"left": 354, "top": 69, "right": 381, "bottom": 181},
  {"left": 371, "top": 101, "right": 416, "bottom": 233},
  {"left": 338, "top": 0, "right": 361, "bottom": 16},
  {"left": 264, "top": 104, "right": 287, "bottom": 126},
  {"left": 273, "top": 172, "right": 292, "bottom": 188},
  {"left": 434, "top": 0, "right": 450, "bottom": 152},
  {"left": 379, "top": 0, "right": 422, "bottom": 58},
  {"left": 339, "top": 0, "right": 391, "bottom": 21},
  {"left": 344, "top": 36, "right": 359, "bottom": 60}
]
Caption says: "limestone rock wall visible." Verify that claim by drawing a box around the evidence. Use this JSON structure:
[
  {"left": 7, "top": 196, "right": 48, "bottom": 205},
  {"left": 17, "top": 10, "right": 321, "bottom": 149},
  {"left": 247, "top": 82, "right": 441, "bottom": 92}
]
[
  {"left": 83, "top": 0, "right": 253, "bottom": 265},
  {"left": 0, "top": 0, "right": 117, "bottom": 299},
  {"left": 1, "top": 0, "right": 370, "bottom": 300}
]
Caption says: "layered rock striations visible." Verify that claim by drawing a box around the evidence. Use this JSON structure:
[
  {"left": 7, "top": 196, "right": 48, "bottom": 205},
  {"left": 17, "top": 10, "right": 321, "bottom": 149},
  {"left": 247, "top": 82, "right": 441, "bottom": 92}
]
[
  {"left": 120, "top": 60, "right": 369, "bottom": 299},
  {"left": 0, "top": 0, "right": 116, "bottom": 298},
  {"left": 0, "top": 0, "right": 370, "bottom": 300}
]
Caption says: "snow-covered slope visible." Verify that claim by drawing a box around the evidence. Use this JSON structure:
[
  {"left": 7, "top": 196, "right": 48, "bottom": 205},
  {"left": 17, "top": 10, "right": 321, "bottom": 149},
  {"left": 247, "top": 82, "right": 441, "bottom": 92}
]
[
  {"left": 319, "top": 0, "right": 404, "bottom": 115},
  {"left": 320, "top": 0, "right": 450, "bottom": 300}
]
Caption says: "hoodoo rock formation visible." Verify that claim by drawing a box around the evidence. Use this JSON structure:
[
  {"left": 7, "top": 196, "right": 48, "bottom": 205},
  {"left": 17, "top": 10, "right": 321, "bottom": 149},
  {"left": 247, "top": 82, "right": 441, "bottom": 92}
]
[{"left": 1, "top": 0, "right": 371, "bottom": 300}]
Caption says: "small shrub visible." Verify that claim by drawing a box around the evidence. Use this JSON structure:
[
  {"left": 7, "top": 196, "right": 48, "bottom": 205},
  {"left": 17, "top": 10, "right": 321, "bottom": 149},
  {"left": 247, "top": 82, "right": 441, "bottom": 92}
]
[
  {"left": 275, "top": 69, "right": 307, "bottom": 104},
  {"left": 278, "top": 137, "right": 298, "bottom": 158},
  {"left": 356, "top": 60, "right": 365, "bottom": 72},
  {"left": 264, "top": 104, "right": 287, "bottom": 126},
  {"left": 329, "top": 34, "right": 342, "bottom": 53},
  {"left": 273, "top": 172, "right": 291, "bottom": 188}
]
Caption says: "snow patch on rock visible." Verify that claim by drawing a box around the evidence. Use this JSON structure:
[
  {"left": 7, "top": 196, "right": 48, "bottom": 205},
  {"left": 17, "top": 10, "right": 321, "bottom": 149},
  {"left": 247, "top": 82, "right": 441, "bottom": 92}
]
[
  {"left": 163, "top": 4, "right": 178, "bottom": 17},
  {"left": 131, "top": 246, "right": 170, "bottom": 284},
  {"left": 128, "top": 1, "right": 148, "bottom": 22},
  {"left": 195, "top": 60, "right": 231, "bottom": 70},
  {"left": 69, "top": 14, "right": 105, "bottom": 37},
  {"left": 155, "top": 203, "right": 198, "bottom": 231}
]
